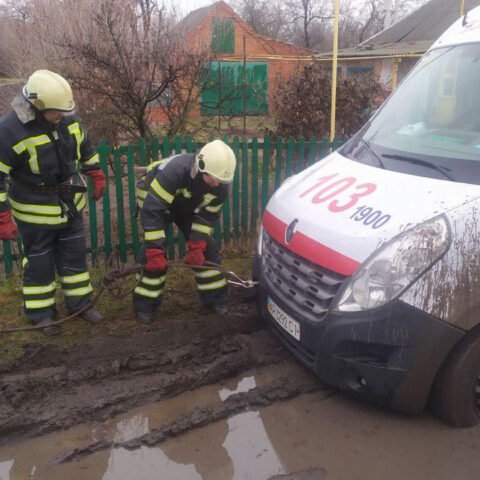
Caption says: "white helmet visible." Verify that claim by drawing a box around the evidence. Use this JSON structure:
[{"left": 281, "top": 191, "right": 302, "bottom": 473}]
[
  {"left": 23, "top": 70, "right": 75, "bottom": 112},
  {"left": 195, "top": 140, "right": 236, "bottom": 184}
]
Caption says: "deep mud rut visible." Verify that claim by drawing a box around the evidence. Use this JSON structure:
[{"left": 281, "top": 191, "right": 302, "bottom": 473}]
[{"left": 0, "top": 300, "right": 325, "bottom": 449}]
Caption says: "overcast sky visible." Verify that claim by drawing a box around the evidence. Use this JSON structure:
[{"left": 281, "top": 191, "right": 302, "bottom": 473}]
[{"left": 172, "top": 0, "right": 216, "bottom": 18}]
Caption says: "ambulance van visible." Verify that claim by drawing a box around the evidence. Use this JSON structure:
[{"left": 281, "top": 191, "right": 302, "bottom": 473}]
[{"left": 254, "top": 8, "right": 480, "bottom": 427}]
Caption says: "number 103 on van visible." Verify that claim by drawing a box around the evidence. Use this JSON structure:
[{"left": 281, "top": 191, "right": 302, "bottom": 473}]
[{"left": 299, "top": 173, "right": 391, "bottom": 229}]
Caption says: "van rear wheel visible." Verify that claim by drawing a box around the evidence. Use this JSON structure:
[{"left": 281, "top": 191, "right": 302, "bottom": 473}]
[{"left": 431, "top": 329, "right": 480, "bottom": 428}]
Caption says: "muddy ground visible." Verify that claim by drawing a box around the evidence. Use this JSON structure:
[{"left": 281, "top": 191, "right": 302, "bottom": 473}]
[{"left": 0, "top": 285, "right": 324, "bottom": 450}]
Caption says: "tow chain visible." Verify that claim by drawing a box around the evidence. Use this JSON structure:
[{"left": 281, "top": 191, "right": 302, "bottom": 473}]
[{"left": 0, "top": 260, "right": 257, "bottom": 334}]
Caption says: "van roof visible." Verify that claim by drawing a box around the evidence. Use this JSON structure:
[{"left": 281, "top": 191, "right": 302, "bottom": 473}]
[{"left": 431, "top": 5, "right": 480, "bottom": 50}]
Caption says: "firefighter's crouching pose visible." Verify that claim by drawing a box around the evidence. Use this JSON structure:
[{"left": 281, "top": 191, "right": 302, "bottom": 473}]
[
  {"left": 0, "top": 70, "right": 106, "bottom": 335},
  {"left": 134, "top": 140, "right": 236, "bottom": 324}
]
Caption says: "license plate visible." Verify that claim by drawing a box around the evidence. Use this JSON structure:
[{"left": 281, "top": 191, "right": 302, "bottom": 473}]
[{"left": 267, "top": 297, "right": 301, "bottom": 341}]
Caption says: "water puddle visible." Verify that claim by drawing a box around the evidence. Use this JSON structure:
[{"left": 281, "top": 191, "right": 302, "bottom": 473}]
[{"left": 2, "top": 361, "right": 480, "bottom": 480}]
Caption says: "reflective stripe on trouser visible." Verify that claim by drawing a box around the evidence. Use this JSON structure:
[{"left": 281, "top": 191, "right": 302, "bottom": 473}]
[
  {"left": 18, "top": 216, "right": 91, "bottom": 323},
  {"left": 133, "top": 268, "right": 167, "bottom": 313},
  {"left": 175, "top": 215, "right": 228, "bottom": 308}
]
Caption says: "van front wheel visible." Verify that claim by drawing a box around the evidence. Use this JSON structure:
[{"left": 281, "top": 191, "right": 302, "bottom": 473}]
[{"left": 431, "top": 329, "right": 480, "bottom": 428}]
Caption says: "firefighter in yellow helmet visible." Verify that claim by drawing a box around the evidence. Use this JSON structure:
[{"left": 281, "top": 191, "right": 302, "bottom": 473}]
[
  {"left": 0, "top": 70, "right": 106, "bottom": 335},
  {"left": 134, "top": 140, "right": 236, "bottom": 324}
]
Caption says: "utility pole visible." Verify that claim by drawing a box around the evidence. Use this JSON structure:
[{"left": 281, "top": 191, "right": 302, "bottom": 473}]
[{"left": 329, "top": 0, "right": 340, "bottom": 145}]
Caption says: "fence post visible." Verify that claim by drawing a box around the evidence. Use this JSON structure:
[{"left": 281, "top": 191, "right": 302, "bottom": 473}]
[
  {"left": 261, "top": 136, "right": 271, "bottom": 214},
  {"left": 241, "top": 136, "right": 249, "bottom": 232},
  {"left": 285, "top": 136, "right": 295, "bottom": 178},
  {"left": 251, "top": 137, "right": 259, "bottom": 232},
  {"left": 150, "top": 137, "right": 160, "bottom": 162},
  {"left": 86, "top": 175, "right": 98, "bottom": 265},
  {"left": 113, "top": 149, "right": 127, "bottom": 263},
  {"left": 232, "top": 136, "right": 240, "bottom": 237},
  {"left": 295, "top": 137, "right": 306, "bottom": 174},
  {"left": 307, "top": 137, "right": 317, "bottom": 168},
  {"left": 99, "top": 140, "right": 112, "bottom": 260},
  {"left": 274, "top": 137, "right": 283, "bottom": 190},
  {"left": 162, "top": 136, "right": 172, "bottom": 158},
  {"left": 222, "top": 136, "right": 232, "bottom": 243},
  {"left": 185, "top": 136, "right": 194, "bottom": 153},
  {"left": 126, "top": 144, "right": 141, "bottom": 257},
  {"left": 318, "top": 136, "right": 330, "bottom": 161},
  {"left": 174, "top": 136, "right": 182, "bottom": 154}
]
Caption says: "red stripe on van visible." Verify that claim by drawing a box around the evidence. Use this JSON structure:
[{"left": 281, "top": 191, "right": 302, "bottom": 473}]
[{"left": 262, "top": 210, "right": 361, "bottom": 276}]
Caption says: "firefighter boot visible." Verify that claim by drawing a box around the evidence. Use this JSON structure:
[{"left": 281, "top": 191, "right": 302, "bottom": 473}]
[
  {"left": 39, "top": 319, "right": 62, "bottom": 336},
  {"left": 80, "top": 308, "right": 104, "bottom": 325},
  {"left": 135, "top": 310, "right": 155, "bottom": 324}
]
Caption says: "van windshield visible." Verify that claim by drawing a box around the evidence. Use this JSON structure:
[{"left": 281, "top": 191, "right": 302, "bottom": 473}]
[{"left": 343, "top": 44, "right": 480, "bottom": 184}]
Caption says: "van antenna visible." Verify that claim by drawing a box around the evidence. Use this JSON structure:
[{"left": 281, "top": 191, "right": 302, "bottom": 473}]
[{"left": 462, "top": 10, "right": 469, "bottom": 27}]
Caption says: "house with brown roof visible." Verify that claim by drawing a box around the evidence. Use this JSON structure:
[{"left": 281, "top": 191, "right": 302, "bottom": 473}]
[
  {"left": 150, "top": 1, "right": 314, "bottom": 124},
  {"left": 317, "top": 0, "right": 480, "bottom": 90}
]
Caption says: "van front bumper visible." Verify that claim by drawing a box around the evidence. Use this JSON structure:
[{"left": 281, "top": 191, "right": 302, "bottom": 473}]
[{"left": 254, "top": 256, "right": 464, "bottom": 414}]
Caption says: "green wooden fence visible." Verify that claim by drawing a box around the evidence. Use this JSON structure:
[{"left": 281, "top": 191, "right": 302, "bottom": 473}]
[{"left": 0, "top": 135, "right": 344, "bottom": 275}]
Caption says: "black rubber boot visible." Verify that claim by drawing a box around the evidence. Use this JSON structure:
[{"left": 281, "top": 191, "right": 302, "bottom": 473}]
[
  {"left": 79, "top": 308, "right": 104, "bottom": 325},
  {"left": 38, "top": 320, "right": 62, "bottom": 336},
  {"left": 213, "top": 303, "right": 228, "bottom": 315},
  {"left": 135, "top": 310, "right": 154, "bottom": 324}
]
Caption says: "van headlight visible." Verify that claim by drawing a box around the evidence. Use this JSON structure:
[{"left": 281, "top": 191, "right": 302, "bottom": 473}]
[{"left": 333, "top": 216, "right": 450, "bottom": 312}]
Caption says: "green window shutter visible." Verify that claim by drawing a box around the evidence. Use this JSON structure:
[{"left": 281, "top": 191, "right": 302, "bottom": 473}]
[
  {"left": 200, "top": 61, "right": 268, "bottom": 116},
  {"left": 211, "top": 18, "right": 235, "bottom": 54}
]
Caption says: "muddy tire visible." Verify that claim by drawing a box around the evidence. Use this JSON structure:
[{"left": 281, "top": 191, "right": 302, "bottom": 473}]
[{"left": 430, "top": 328, "right": 480, "bottom": 428}]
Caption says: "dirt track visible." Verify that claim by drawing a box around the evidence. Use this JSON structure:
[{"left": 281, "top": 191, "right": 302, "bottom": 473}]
[{"left": 0, "top": 300, "right": 322, "bottom": 448}]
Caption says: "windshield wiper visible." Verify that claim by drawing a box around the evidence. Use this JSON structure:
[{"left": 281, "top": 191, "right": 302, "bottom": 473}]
[
  {"left": 360, "top": 139, "right": 386, "bottom": 169},
  {"left": 381, "top": 154, "right": 455, "bottom": 181}
]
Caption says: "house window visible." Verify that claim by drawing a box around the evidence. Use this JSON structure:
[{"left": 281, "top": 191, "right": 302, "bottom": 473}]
[
  {"left": 347, "top": 66, "right": 373, "bottom": 76},
  {"left": 201, "top": 61, "right": 268, "bottom": 116},
  {"left": 211, "top": 17, "right": 235, "bottom": 54}
]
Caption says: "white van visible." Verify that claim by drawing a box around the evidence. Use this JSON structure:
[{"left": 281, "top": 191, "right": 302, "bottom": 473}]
[{"left": 254, "top": 8, "right": 480, "bottom": 427}]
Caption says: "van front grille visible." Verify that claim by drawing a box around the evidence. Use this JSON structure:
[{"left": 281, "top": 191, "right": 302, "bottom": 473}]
[{"left": 262, "top": 232, "right": 348, "bottom": 323}]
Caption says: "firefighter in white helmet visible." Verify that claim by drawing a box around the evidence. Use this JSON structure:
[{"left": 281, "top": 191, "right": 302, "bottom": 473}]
[
  {"left": 134, "top": 140, "right": 236, "bottom": 324},
  {"left": 0, "top": 70, "right": 106, "bottom": 335}
]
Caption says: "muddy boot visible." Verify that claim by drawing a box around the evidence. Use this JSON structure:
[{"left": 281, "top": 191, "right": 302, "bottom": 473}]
[
  {"left": 135, "top": 310, "right": 154, "bottom": 324},
  {"left": 212, "top": 303, "right": 228, "bottom": 315},
  {"left": 38, "top": 320, "right": 62, "bottom": 336},
  {"left": 79, "top": 308, "right": 104, "bottom": 325}
]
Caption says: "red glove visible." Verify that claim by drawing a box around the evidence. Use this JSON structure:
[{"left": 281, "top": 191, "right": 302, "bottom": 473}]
[
  {"left": 146, "top": 248, "right": 167, "bottom": 272},
  {"left": 0, "top": 210, "right": 18, "bottom": 241},
  {"left": 186, "top": 240, "right": 207, "bottom": 266},
  {"left": 85, "top": 169, "right": 106, "bottom": 201}
]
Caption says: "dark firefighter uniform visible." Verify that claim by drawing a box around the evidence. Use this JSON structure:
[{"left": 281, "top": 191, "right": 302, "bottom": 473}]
[
  {"left": 134, "top": 153, "right": 228, "bottom": 314},
  {"left": 0, "top": 96, "right": 102, "bottom": 324}
]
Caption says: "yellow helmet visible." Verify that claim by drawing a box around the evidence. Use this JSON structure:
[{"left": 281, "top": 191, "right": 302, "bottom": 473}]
[
  {"left": 195, "top": 140, "right": 236, "bottom": 184},
  {"left": 23, "top": 70, "right": 75, "bottom": 112}
]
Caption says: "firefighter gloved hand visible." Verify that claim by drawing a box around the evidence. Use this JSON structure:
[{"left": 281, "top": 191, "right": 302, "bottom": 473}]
[
  {"left": 186, "top": 240, "right": 207, "bottom": 266},
  {"left": 85, "top": 169, "right": 107, "bottom": 201},
  {"left": 0, "top": 210, "right": 18, "bottom": 241},
  {"left": 145, "top": 248, "right": 167, "bottom": 272}
]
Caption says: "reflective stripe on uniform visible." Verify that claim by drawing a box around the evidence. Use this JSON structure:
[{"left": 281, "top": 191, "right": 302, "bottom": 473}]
[
  {"left": 12, "top": 210, "right": 68, "bottom": 225},
  {"left": 191, "top": 223, "right": 213, "bottom": 235},
  {"left": 151, "top": 179, "right": 174, "bottom": 203},
  {"left": 144, "top": 230, "right": 166, "bottom": 241},
  {"left": 134, "top": 286, "right": 164, "bottom": 298},
  {"left": 83, "top": 153, "right": 99, "bottom": 166},
  {"left": 205, "top": 203, "right": 223, "bottom": 213},
  {"left": 9, "top": 198, "right": 62, "bottom": 215},
  {"left": 68, "top": 122, "right": 84, "bottom": 160},
  {"left": 23, "top": 281, "right": 56, "bottom": 295},
  {"left": 194, "top": 269, "right": 221, "bottom": 279},
  {"left": 0, "top": 191, "right": 7, "bottom": 202},
  {"left": 60, "top": 272, "right": 90, "bottom": 284},
  {"left": 75, "top": 194, "right": 86, "bottom": 212},
  {"left": 63, "top": 284, "right": 93, "bottom": 297},
  {"left": 25, "top": 297, "right": 55, "bottom": 309},
  {"left": 0, "top": 160, "right": 11, "bottom": 174},
  {"left": 13, "top": 135, "right": 51, "bottom": 174},
  {"left": 196, "top": 278, "right": 227, "bottom": 291},
  {"left": 136, "top": 188, "right": 147, "bottom": 199},
  {"left": 136, "top": 274, "right": 166, "bottom": 286},
  {"left": 22, "top": 257, "right": 28, "bottom": 268}
]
